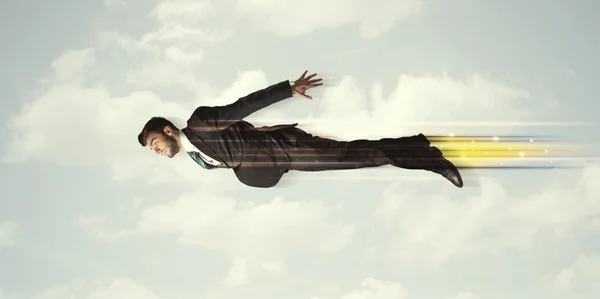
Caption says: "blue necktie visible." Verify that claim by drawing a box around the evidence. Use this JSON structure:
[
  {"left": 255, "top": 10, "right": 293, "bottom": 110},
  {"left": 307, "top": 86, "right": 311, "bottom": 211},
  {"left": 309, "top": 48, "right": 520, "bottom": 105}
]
[{"left": 187, "top": 151, "right": 225, "bottom": 170}]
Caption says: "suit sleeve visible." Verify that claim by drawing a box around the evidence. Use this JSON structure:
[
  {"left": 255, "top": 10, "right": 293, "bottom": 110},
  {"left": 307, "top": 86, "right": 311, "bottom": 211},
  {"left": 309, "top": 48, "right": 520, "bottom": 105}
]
[{"left": 189, "top": 80, "right": 293, "bottom": 130}]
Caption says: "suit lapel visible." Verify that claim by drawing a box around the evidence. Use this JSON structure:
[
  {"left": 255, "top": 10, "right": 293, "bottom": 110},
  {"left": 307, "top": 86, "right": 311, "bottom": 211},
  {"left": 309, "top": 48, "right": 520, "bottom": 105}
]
[{"left": 181, "top": 127, "right": 223, "bottom": 163}]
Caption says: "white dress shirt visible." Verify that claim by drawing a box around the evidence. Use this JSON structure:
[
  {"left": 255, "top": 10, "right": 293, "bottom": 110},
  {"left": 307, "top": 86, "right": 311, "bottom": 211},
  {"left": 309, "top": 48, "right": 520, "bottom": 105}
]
[{"left": 179, "top": 131, "right": 222, "bottom": 166}]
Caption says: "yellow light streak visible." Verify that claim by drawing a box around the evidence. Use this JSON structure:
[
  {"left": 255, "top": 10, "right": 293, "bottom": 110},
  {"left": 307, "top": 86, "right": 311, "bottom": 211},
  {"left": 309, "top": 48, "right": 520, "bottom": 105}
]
[{"left": 429, "top": 136, "right": 584, "bottom": 168}]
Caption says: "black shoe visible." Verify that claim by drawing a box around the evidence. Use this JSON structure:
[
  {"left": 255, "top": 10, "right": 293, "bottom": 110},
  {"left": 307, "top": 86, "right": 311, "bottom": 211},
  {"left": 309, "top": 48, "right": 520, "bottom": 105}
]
[
  {"left": 429, "top": 145, "right": 443, "bottom": 157},
  {"left": 428, "top": 146, "right": 464, "bottom": 188}
]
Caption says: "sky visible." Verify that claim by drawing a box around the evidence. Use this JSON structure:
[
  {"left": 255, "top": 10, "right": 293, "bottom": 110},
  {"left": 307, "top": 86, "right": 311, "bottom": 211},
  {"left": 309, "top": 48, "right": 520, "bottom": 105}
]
[{"left": 1, "top": 0, "right": 599, "bottom": 298}]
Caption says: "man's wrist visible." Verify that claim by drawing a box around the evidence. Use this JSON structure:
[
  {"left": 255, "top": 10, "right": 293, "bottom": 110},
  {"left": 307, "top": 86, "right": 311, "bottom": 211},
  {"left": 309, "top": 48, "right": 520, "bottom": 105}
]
[{"left": 290, "top": 80, "right": 297, "bottom": 96}]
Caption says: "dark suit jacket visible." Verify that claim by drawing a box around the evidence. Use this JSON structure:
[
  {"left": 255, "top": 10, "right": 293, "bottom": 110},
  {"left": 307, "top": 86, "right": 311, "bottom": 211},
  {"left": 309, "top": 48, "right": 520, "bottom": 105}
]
[{"left": 181, "top": 80, "right": 304, "bottom": 188}]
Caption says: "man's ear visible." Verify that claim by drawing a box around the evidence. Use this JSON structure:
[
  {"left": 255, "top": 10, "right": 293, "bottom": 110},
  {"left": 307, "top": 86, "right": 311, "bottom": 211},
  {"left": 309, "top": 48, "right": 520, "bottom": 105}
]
[{"left": 163, "top": 126, "right": 172, "bottom": 135}]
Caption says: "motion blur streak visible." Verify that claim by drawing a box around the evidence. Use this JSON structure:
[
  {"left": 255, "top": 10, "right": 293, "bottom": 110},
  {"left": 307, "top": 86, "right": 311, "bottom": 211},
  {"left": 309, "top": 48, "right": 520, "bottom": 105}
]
[{"left": 428, "top": 135, "right": 593, "bottom": 169}]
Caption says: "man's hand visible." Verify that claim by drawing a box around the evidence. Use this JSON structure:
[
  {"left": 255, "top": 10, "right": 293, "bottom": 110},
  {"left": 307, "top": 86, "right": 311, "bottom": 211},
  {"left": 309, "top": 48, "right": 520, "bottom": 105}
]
[{"left": 292, "top": 70, "right": 323, "bottom": 100}]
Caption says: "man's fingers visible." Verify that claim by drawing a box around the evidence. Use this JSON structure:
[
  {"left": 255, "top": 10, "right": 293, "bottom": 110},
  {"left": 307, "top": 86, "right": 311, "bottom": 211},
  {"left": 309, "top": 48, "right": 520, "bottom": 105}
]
[
  {"left": 300, "top": 70, "right": 307, "bottom": 79},
  {"left": 295, "top": 71, "right": 321, "bottom": 94},
  {"left": 305, "top": 73, "right": 317, "bottom": 80}
]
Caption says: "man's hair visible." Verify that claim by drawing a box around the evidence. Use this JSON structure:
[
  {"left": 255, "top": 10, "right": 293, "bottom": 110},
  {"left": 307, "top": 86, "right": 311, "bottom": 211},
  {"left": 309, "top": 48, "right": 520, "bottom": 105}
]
[{"left": 138, "top": 117, "right": 179, "bottom": 146}]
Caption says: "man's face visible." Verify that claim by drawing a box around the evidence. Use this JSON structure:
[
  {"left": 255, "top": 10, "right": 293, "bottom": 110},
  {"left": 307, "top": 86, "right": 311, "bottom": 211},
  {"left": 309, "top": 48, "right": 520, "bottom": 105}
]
[{"left": 146, "top": 129, "right": 180, "bottom": 158}]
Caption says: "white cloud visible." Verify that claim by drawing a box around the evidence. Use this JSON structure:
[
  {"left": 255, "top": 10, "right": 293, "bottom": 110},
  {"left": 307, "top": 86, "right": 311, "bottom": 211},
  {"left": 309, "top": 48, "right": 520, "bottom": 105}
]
[
  {"left": 135, "top": 192, "right": 352, "bottom": 257},
  {"left": 96, "top": 1, "right": 231, "bottom": 92},
  {"left": 74, "top": 216, "right": 137, "bottom": 243},
  {"left": 50, "top": 48, "right": 96, "bottom": 83},
  {"left": 301, "top": 73, "right": 533, "bottom": 141},
  {"left": 138, "top": 23, "right": 231, "bottom": 48},
  {"left": 235, "top": 0, "right": 425, "bottom": 38},
  {"left": 550, "top": 253, "right": 600, "bottom": 296},
  {"left": 261, "top": 259, "right": 287, "bottom": 276},
  {"left": 200, "top": 69, "right": 271, "bottom": 107},
  {"left": 0, "top": 222, "right": 21, "bottom": 250},
  {"left": 150, "top": 0, "right": 217, "bottom": 26},
  {"left": 370, "top": 162, "right": 600, "bottom": 265},
  {"left": 337, "top": 278, "right": 408, "bottom": 299},
  {"left": 332, "top": 278, "right": 406, "bottom": 299},
  {"left": 139, "top": 0, "right": 231, "bottom": 54},
  {"left": 30, "top": 278, "right": 161, "bottom": 299},
  {"left": 311, "top": 278, "right": 478, "bottom": 299},
  {"left": 223, "top": 256, "right": 248, "bottom": 287},
  {"left": 78, "top": 190, "right": 353, "bottom": 285},
  {"left": 108, "top": 0, "right": 424, "bottom": 39}
]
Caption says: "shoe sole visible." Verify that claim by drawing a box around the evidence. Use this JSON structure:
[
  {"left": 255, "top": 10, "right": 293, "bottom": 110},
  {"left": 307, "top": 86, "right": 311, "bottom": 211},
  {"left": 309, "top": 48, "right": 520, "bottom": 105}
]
[{"left": 431, "top": 146, "right": 464, "bottom": 188}]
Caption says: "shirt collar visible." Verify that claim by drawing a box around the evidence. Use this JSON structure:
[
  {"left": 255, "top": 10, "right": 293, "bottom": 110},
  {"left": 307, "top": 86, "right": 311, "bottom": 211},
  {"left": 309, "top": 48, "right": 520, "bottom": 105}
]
[{"left": 179, "top": 130, "right": 196, "bottom": 152}]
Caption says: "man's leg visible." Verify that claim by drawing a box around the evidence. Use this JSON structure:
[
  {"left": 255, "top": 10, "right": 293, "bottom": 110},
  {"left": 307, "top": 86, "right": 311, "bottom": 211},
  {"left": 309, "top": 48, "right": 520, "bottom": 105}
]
[
  {"left": 287, "top": 136, "right": 391, "bottom": 171},
  {"left": 285, "top": 128, "right": 463, "bottom": 187},
  {"left": 287, "top": 130, "right": 437, "bottom": 171}
]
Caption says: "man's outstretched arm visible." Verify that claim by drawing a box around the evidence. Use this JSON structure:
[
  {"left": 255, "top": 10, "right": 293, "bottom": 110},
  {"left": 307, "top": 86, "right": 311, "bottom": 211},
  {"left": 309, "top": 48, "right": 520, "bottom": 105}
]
[{"left": 190, "top": 71, "right": 322, "bottom": 130}]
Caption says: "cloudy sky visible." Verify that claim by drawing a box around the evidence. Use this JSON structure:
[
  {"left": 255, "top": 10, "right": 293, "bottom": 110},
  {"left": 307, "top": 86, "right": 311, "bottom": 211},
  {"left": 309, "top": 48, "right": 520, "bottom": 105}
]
[{"left": 1, "top": 0, "right": 599, "bottom": 298}]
